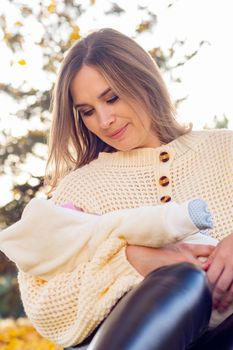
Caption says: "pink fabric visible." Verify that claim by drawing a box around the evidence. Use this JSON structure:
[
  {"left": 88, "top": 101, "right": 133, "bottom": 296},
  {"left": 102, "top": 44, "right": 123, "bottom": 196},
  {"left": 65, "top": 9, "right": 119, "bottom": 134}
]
[
  {"left": 61, "top": 202, "right": 99, "bottom": 216},
  {"left": 60, "top": 202, "right": 84, "bottom": 212}
]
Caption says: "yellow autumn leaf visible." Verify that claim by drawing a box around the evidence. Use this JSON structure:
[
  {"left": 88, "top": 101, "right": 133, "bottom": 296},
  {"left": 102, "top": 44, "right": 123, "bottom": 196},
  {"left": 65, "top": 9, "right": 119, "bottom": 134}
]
[
  {"left": 18, "top": 59, "right": 27, "bottom": 66},
  {"left": 69, "top": 26, "right": 81, "bottom": 41},
  {"left": 48, "top": 0, "right": 56, "bottom": 13},
  {"left": 0, "top": 318, "right": 62, "bottom": 350},
  {"left": 15, "top": 21, "right": 23, "bottom": 27},
  {"left": 136, "top": 21, "right": 151, "bottom": 33},
  {"left": 3, "top": 32, "right": 12, "bottom": 42}
]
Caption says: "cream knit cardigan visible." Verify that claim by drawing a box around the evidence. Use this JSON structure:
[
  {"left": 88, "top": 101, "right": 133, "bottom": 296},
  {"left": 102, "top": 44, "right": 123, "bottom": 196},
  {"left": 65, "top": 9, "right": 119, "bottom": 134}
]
[{"left": 16, "top": 129, "right": 233, "bottom": 347}]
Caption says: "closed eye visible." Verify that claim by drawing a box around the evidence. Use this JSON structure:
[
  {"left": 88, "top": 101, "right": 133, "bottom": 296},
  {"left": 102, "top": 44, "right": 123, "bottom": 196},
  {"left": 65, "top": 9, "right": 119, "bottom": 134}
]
[
  {"left": 107, "top": 95, "right": 119, "bottom": 104},
  {"left": 80, "top": 108, "right": 94, "bottom": 117},
  {"left": 79, "top": 95, "right": 119, "bottom": 117}
]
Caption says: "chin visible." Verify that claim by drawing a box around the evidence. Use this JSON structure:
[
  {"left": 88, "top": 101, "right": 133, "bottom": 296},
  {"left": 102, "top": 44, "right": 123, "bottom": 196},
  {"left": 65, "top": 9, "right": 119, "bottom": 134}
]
[{"left": 113, "top": 144, "right": 136, "bottom": 152}]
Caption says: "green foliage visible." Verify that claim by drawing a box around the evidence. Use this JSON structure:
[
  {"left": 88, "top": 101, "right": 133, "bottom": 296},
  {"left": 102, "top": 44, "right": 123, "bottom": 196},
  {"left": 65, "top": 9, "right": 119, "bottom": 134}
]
[
  {"left": 203, "top": 115, "right": 229, "bottom": 130},
  {"left": 0, "top": 255, "right": 24, "bottom": 318},
  {"left": 213, "top": 115, "right": 229, "bottom": 129},
  {"left": 0, "top": 271, "right": 24, "bottom": 318}
]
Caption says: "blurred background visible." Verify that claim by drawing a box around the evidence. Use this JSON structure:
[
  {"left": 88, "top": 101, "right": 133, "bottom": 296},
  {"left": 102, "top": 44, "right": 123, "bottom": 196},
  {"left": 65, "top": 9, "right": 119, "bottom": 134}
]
[{"left": 0, "top": 0, "right": 232, "bottom": 346}]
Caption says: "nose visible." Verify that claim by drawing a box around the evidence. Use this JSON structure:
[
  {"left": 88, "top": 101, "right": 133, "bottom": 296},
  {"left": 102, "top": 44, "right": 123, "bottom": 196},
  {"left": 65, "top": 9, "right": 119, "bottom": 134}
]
[{"left": 98, "top": 106, "right": 116, "bottom": 129}]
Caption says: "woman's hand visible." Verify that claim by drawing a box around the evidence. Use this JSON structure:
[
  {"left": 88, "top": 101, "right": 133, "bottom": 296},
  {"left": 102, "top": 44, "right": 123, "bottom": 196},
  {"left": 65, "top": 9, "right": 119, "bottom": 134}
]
[
  {"left": 126, "top": 242, "right": 215, "bottom": 277},
  {"left": 203, "top": 232, "right": 233, "bottom": 312}
]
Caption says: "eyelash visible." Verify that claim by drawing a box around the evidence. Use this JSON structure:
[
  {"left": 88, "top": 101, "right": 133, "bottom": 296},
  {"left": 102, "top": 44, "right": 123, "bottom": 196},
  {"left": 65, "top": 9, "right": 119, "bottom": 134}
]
[
  {"left": 107, "top": 95, "right": 119, "bottom": 104},
  {"left": 80, "top": 95, "right": 119, "bottom": 117}
]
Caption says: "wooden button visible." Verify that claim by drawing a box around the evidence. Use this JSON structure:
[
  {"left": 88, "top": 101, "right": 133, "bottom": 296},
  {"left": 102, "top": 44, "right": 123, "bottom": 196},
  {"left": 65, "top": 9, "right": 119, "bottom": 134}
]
[
  {"left": 160, "top": 195, "right": 171, "bottom": 203},
  {"left": 159, "top": 176, "right": 170, "bottom": 187},
  {"left": 159, "top": 151, "right": 170, "bottom": 162}
]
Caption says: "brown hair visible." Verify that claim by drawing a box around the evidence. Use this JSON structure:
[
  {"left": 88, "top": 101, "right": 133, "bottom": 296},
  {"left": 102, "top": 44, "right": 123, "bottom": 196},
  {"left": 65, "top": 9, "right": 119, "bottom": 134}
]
[{"left": 46, "top": 28, "right": 190, "bottom": 190}]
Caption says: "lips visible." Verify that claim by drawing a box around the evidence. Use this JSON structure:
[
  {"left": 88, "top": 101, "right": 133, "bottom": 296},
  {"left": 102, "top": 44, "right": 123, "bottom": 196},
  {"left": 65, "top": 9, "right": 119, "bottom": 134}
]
[{"left": 107, "top": 124, "right": 128, "bottom": 139}]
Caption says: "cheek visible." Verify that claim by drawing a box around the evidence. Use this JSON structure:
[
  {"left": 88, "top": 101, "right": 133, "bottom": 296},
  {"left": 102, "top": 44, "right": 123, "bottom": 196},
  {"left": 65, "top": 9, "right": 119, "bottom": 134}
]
[
  {"left": 132, "top": 116, "right": 147, "bottom": 131},
  {"left": 82, "top": 118, "right": 99, "bottom": 135},
  {"left": 138, "top": 115, "right": 152, "bottom": 131},
  {"left": 81, "top": 117, "right": 91, "bottom": 129}
]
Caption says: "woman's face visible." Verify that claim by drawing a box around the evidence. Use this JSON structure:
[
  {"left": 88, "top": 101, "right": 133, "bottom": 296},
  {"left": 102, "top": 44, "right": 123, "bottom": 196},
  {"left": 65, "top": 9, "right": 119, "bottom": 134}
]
[{"left": 70, "top": 65, "right": 161, "bottom": 151}]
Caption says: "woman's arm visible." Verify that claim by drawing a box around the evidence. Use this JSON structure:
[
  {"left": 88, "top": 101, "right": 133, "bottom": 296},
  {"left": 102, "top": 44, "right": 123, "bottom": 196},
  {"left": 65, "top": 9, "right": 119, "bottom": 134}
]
[
  {"left": 18, "top": 237, "right": 143, "bottom": 347},
  {"left": 126, "top": 242, "right": 215, "bottom": 276}
]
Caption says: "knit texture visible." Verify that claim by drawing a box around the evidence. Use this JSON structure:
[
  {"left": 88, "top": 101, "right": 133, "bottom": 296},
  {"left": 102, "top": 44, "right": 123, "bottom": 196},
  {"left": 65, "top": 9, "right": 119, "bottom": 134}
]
[
  {"left": 18, "top": 129, "right": 233, "bottom": 347},
  {"left": 18, "top": 238, "right": 141, "bottom": 346},
  {"left": 188, "top": 199, "right": 213, "bottom": 231}
]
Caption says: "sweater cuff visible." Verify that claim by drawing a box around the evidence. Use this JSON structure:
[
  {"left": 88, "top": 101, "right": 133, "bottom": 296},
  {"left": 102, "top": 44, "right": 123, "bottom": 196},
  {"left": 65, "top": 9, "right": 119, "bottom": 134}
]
[{"left": 108, "top": 247, "right": 144, "bottom": 283}]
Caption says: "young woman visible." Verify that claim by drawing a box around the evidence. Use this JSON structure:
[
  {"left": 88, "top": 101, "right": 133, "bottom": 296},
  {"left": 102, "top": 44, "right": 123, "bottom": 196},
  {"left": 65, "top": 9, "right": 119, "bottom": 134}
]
[{"left": 13, "top": 28, "right": 233, "bottom": 349}]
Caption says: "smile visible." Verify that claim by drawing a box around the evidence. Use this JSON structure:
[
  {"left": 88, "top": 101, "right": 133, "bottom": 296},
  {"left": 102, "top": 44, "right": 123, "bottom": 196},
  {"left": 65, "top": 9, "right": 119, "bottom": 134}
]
[{"left": 108, "top": 124, "right": 128, "bottom": 140}]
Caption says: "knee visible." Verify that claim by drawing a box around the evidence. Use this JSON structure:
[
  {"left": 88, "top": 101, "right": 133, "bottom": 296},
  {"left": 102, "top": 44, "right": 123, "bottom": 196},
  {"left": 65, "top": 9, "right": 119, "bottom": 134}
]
[
  {"left": 146, "top": 263, "right": 211, "bottom": 305},
  {"left": 147, "top": 262, "right": 206, "bottom": 284},
  {"left": 148, "top": 262, "right": 203, "bottom": 277}
]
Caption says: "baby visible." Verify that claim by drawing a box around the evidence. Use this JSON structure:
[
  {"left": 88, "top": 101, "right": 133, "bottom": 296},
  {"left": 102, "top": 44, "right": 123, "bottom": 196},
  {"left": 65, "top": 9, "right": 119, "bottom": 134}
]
[
  {"left": 1, "top": 197, "right": 226, "bottom": 327},
  {"left": 0, "top": 197, "right": 216, "bottom": 280}
]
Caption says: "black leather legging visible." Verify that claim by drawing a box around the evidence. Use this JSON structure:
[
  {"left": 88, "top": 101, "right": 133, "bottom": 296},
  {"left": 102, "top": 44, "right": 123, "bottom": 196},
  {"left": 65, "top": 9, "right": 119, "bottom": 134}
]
[
  {"left": 188, "top": 313, "right": 233, "bottom": 350},
  {"left": 68, "top": 263, "right": 212, "bottom": 350}
]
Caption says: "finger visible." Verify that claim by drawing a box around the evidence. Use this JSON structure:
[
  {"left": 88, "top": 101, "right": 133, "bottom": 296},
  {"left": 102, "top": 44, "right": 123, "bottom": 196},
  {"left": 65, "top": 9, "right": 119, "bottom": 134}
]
[
  {"left": 174, "top": 249, "right": 203, "bottom": 267},
  {"left": 201, "top": 260, "right": 211, "bottom": 271},
  {"left": 207, "top": 265, "right": 225, "bottom": 307},
  {"left": 202, "top": 253, "right": 216, "bottom": 271},
  {"left": 212, "top": 268, "right": 233, "bottom": 307},
  {"left": 216, "top": 267, "right": 233, "bottom": 293},
  {"left": 182, "top": 243, "right": 216, "bottom": 257},
  {"left": 218, "top": 285, "right": 233, "bottom": 312},
  {"left": 207, "top": 258, "right": 224, "bottom": 287},
  {"left": 185, "top": 255, "right": 203, "bottom": 268}
]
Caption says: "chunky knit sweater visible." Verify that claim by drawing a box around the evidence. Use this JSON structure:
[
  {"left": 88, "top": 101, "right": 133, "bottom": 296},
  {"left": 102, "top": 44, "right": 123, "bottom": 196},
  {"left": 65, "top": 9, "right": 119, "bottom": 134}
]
[{"left": 18, "top": 129, "right": 233, "bottom": 347}]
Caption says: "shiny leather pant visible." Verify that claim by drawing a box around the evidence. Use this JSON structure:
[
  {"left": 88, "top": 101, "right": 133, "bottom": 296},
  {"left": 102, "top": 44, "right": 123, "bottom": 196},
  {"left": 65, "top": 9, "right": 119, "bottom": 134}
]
[
  {"left": 188, "top": 313, "right": 233, "bottom": 350},
  {"left": 68, "top": 263, "right": 212, "bottom": 350}
]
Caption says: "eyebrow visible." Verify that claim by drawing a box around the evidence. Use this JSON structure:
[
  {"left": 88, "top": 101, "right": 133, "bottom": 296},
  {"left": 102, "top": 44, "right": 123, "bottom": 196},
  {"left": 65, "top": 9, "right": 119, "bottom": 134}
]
[{"left": 74, "top": 87, "right": 112, "bottom": 109}]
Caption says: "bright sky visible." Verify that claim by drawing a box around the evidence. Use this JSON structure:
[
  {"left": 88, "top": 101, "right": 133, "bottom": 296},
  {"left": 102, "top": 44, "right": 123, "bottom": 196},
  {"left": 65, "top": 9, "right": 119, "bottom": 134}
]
[
  {"left": 77, "top": 0, "right": 233, "bottom": 129},
  {"left": 161, "top": 0, "right": 233, "bottom": 129},
  {"left": 0, "top": 0, "right": 233, "bottom": 206}
]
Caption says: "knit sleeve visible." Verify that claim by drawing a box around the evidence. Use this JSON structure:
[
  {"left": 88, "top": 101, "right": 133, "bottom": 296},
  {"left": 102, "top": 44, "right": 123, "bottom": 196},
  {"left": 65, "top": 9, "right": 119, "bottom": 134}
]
[{"left": 18, "top": 237, "right": 143, "bottom": 347}]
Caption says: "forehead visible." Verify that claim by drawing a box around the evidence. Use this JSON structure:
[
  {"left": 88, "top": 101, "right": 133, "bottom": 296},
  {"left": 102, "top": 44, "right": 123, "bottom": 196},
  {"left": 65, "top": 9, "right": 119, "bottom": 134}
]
[{"left": 70, "top": 65, "right": 109, "bottom": 103}]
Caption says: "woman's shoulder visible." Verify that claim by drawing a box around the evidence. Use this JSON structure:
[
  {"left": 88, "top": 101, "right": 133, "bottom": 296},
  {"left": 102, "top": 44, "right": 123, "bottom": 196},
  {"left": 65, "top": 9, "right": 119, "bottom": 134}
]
[
  {"left": 192, "top": 128, "right": 232, "bottom": 137},
  {"left": 200, "top": 128, "right": 232, "bottom": 147},
  {"left": 171, "top": 128, "right": 233, "bottom": 161},
  {"left": 55, "top": 163, "right": 94, "bottom": 188},
  {"left": 181, "top": 128, "right": 233, "bottom": 148},
  {"left": 51, "top": 158, "right": 105, "bottom": 204}
]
